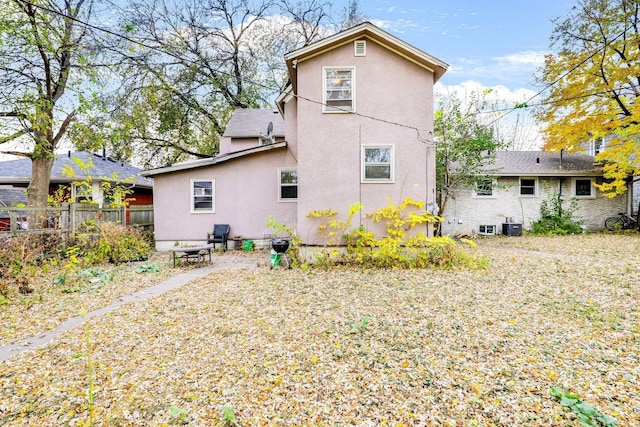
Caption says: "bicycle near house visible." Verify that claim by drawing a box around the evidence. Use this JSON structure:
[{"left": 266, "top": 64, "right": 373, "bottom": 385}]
[{"left": 604, "top": 212, "right": 638, "bottom": 231}]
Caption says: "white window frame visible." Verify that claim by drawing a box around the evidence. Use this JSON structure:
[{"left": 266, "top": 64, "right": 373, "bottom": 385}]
[
  {"left": 519, "top": 177, "right": 538, "bottom": 197},
  {"left": 72, "top": 182, "right": 98, "bottom": 203},
  {"left": 573, "top": 178, "right": 595, "bottom": 199},
  {"left": 278, "top": 167, "right": 298, "bottom": 202},
  {"left": 478, "top": 225, "right": 496, "bottom": 235},
  {"left": 589, "top": 138, "right": 606, "bottom": 156},
  {"left": 472, "top": 177, "right": 496, "bottom": 198},
  {"left": 191, "top": 179, "right": 215, "bottom": 213},
  {"left": 323, "top": 66, "right": 355, "bottom": 113},
  {"left": 361, "top": 144, "right": 394, "bottom": 183}
]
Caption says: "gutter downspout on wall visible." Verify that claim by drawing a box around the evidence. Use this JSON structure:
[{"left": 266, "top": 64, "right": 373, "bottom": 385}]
[{"left": 558, "top": 176, "right": 565, "bottom": 218}]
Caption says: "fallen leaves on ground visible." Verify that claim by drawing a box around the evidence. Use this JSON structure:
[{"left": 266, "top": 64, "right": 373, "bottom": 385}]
[
  {"left": 0, "top": 253, "right": 181, "bottom": 345},
  {"left": 1, "top": 234, "right": 639, "bottom": 426}
]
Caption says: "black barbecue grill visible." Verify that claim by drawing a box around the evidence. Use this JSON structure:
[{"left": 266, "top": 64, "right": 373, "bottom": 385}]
[{"left": 270, "top": 238, "right": 290, "bottom": 269}]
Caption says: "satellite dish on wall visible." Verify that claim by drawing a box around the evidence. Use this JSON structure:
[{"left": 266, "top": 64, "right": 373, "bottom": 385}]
[
  {"left": 262, "top": 121, "right": 274, "bottom": 145},
  {"left": 267, "top": 121, "right": 273, "bottom": 139}
]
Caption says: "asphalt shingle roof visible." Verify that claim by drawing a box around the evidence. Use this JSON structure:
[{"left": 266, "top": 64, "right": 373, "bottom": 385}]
[
  {"left": 222, "top": 109, "right": 285, "bottom": 138},
  {"left": 489, "top": 151, "right": 601, "bottom": 176},
  {"left": 0, "top": 152, "right": 153, "bottom": 188},
  {"left": 0, "top": 186, "right": 27, "bottom": 208}
]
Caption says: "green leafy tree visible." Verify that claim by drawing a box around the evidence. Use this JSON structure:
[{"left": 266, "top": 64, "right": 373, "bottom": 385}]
[
  {"left": 0, "top": 0, "right": 105, "bottom": 214},
  {"left": 434, "top": 90, "right": 507, "bottom": 232},
  {"left": 536, "top": 0, "right": 640, "bottom": 196},
  {"left": 71, "top": 0, "right": 333, "bottom": 168}
]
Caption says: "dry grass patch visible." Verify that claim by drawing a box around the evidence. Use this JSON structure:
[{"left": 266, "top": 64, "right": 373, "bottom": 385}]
[{"left": 0, "top": 235, "right": 639, "bottom": 426}]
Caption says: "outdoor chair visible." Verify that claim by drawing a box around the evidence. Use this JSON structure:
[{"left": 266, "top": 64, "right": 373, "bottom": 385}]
[{"left": 207, "top": 224, "right": 230, "bottom": 250}]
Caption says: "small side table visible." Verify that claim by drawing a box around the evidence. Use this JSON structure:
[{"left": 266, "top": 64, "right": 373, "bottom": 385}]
[
  {"left": 232, "top": 237, "right": 243, "bottom": 250},
  {"left": 169, "top": 244, "right": 213, "bottom": 267}
]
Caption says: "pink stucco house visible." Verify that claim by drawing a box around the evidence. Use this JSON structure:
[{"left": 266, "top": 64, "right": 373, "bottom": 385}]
[{"left": 142, "top": 22, "right": 448, "bottom": 250}]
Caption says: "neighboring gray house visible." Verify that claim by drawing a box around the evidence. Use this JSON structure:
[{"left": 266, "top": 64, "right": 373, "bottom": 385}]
[
  {"left": 0, "top": 151, "right": 154, "bottom": 207},
  {"left": 440, "top": 151, "right": 629, "bottom": 236},
  {"left": 219, "top": 108, "right": 285, "bottom": 153}
]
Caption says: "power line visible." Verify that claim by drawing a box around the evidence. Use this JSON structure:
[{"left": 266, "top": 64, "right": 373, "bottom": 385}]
[
  {"left": 487, "top": 20, "right": 638, "bottom": 127},
  {"left": 18, "top": 0, "right": 436, "bottom": 143},
  {"left": 16, "top": 0, "right": 638, "bottom": 145},
  {"left": 473, "top": 85, "right": 636, "bottom": 116}
]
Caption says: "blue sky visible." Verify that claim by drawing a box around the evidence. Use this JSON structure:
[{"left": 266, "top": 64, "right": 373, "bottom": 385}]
[
  {"left": 341, "top": 0, "right": 577, "bottom": 148},
  {"left": 350, "top": 0, "right": 575, "bottom": 97}
]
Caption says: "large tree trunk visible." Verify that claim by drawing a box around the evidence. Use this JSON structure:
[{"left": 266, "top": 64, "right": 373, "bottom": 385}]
[{"left": 26, "top": 156, "right": 55, "bottom": 228}]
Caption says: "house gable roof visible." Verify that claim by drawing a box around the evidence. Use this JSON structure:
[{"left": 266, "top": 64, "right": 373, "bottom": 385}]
[
  {"left": 489, "top": 151, "right": 601, "bottom": 176},
  {"left": 223, "top": 108, "right": 285, "bottom": 138},
  {"left": 0, "top": 152, "right": 154, "bottom": 188},
  {"left": 141, "top": 141, "right": 287, "bottom": 177},
  {"left": 284, "top": 22, "right": 448, "bottom": 93}
]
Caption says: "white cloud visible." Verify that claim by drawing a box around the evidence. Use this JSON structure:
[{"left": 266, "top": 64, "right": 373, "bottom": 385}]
[
  {"left": 492, "top": 50, "right": 547, "bottom": 66},
  {"left": 435, "top": 80, "right": 536, "bottom": 103},
  {"left": 434, "top": 80, "right": 544, "bottom": 150},
  {"left": 442, "top": 50, "right": 548, "bottom": 90}
]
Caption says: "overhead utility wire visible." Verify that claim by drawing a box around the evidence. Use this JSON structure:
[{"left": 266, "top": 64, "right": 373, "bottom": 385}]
[
  {"left": 21, "top": 0, "right": 632, "bottom": 141},
  {"left": 20, "top": 0, "right": 436, "bottom": 143},
  {"left": 487, "top": 21, "right": 636, "bottom": 126},
  {"left": 475, "top": 85, "right": 635, "bottom": 116}
]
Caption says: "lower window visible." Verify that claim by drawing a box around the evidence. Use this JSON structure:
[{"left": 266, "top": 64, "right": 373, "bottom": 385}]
[
  {"left": 362, "top": 145, "right": 393, "bottom": 182},
  {"left": 473, "top": 177, "right": 495, "bottom": 197},
  {"left": 278, "top": 168, "right": 298, "bottom": 201},
  {"left": 574, "top": 178, "right": 593, "bottom": 197},
  {"left": 191, "top": 180, "right": 214, "bottom": 213},
  {"left": 478, "top": 225, "right": 496, "bottom": 235}
]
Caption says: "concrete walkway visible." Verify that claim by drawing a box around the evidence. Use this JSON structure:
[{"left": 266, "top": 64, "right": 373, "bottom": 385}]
[{"left": 0, "top": 255, "right": 259, "bottom": 363}]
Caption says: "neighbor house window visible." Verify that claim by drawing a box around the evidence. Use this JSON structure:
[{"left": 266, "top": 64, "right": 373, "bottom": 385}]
[
  {"left": 362, "top": 145, "right": 393, "bottom": 182},
  {"left": 590, "top": 138, "right": 605, "bottom": 156},
  {"left": 278, "top": 168, "right": 298, "bottom": 201},
  {"left": 72, "top": 183, "right": 94, "bottom": 203},
  {"left": 478, "top": 225, "right": 496, "bottom": 235},
  {"left": 191, "top": 180, "right": 214, "bottom": 213},
  {"left": 324, "top": 67, "right": 354, "bottom": 112},
  {"left": 520, "top": 178, "right": 537, "bottom": 196},
  {"left": 473, "top": 177, "right": 495, "bottom": 197},
  {"left": 574, "top": 178, "right": 594, "bottom": 198}
]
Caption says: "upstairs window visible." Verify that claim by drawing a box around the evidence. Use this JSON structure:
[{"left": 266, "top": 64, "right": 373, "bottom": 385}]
[
  {"left": 278, "top": 168, "right": 298, "bottom": 201},
  {"left": 362, "top": 145, "right": 393, "bottom": 182},
  {"left": 324, "top": 67, "right": 354, "bottom": 112},
  {"left": 590, "top": 138, "right": 605, "bottom": 156},
  {"left": 191, "top": 180, "right": 214, "bottom": 213}
]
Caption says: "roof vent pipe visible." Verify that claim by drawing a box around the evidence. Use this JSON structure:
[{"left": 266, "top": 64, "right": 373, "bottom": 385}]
[{"left": 536, "top": 157, "right": 540, "bottom": 164}]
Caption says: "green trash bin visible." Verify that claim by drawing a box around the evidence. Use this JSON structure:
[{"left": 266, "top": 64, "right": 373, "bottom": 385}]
[
  {"left": 243, "top": 240, "right": 254, "bottom": 251},
  {"left": 270, "top": 250, "right": 281, "bottom": 267}
]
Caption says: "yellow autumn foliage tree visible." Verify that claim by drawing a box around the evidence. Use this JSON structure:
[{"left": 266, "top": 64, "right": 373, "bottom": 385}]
[{"left": 536, "top": 0, "right": 640, "bottom": 196}]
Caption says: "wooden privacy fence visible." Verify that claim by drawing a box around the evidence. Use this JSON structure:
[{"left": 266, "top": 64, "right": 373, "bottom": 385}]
[{"left": 0, "top": 203, "right": 153, "bottom": 239}]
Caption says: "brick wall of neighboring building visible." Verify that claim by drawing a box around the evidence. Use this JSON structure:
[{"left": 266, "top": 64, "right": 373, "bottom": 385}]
[{"left": 441, "top": 176, "right": 628, "bottom": 236}]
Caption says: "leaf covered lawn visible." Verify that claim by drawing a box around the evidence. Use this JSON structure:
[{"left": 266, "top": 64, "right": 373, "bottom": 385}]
[{"left": 1, "top": 234, "right": 639, "bottom": 426}]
